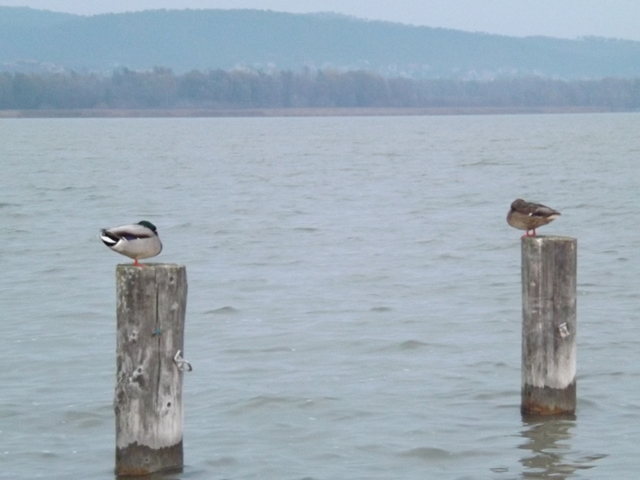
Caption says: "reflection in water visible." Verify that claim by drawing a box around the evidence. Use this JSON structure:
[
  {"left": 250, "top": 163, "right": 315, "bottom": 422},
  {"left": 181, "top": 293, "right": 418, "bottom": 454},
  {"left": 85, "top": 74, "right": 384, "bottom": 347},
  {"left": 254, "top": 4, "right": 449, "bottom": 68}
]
[{"left": 518, "top": 418, "right": 607, "bottom": 478}]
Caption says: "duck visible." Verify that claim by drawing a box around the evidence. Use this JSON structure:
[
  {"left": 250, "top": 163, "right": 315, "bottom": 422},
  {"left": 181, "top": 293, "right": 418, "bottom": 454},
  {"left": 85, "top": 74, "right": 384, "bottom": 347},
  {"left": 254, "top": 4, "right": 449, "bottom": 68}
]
[
  {"left": 507, "top": 199, "right": 560, "bottom": 237},
  {"left": 99, "top": 220, "right": 162, "bottom": 266}
]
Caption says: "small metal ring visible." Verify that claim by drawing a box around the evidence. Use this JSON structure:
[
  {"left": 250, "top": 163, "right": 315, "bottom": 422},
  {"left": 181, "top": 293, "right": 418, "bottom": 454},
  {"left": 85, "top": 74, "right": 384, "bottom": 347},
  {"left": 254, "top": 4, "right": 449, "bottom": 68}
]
[
  {"left": 173, "top": 350, "right": 193, "bottom": 372},
  {"left": 558, "top": 323, "right": 570, "bottom": 339}
]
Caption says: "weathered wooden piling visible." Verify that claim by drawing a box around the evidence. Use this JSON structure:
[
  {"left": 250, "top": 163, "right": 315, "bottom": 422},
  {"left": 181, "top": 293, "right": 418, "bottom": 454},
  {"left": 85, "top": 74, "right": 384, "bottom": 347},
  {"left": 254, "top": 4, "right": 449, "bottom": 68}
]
[
  {"left": 115, "top": 264, "right": 188, "bottom": 476},
  {"left": 521, "top": 236, "right": 577, "bottom": 416}
]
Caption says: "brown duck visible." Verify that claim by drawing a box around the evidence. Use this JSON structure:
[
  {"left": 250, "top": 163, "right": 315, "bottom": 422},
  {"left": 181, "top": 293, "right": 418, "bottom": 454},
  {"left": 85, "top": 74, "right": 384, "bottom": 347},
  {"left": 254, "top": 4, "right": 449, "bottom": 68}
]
[{"left": 507, "top": 199, "right": 560, "bottom": 237}]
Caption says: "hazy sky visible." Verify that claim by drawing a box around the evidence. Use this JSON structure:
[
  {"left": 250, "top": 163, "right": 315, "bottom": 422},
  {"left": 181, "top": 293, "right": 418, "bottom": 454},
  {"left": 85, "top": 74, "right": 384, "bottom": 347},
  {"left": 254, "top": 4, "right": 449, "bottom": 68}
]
[{"left": 2, "top": 0, "right": 640, "bottom": 41}]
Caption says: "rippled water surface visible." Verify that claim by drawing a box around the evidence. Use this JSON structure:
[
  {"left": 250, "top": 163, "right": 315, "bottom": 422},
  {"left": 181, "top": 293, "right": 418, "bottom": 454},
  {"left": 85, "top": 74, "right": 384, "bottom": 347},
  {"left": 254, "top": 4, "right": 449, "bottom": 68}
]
[{"left": 1, "top": 113, "right": 640, "bottom": 479}]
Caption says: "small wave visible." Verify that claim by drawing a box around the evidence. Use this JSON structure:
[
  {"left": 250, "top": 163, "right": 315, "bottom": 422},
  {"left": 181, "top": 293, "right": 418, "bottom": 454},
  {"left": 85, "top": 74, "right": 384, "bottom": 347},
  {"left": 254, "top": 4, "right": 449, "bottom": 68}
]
[
  {"left": 473, "top": 389, "right": 517, "bottom": 401},
  {"left": 205, "top": 456, "right": 239, "bottom": 468},
  {"left": 579, "top": 453, "right": 609, "bottom": 462},
  {"left": 204, "top": 306, "right": 239, "bottom": 315},
  {"left": 260, "top": 346, "right": 295, "bottom": 353},
  {"left": 63, "top": 410, "right": 106, "bottom": 428},
  {"left": 398, "top": 447, "right": 451, "bottom": 460},
  {"left": 370, "top": 306, "right": 391, "bottom": 312},
  {"left": 437, "top": 253, "right": 463, "bottom": 261},
  {"left": 174, "top": 222, "right": 192, "bottom": 228},
  {"left": 414, "top": 238, "right": 436, "bottom": 245},
  {"left": 229, "top": 395, "right": 299, "bottom": 414},
  {"left": 461, "top": 160, "right": 504, "bottom": 167},
  {"left": 371, "top": 339, "right": 432, "bottom": 353},
  {"left": 399, "top": 339, "right": 429, "bottom": 350},
  {"left": 40, "top": 267, "right": 64, "bottom": 274},
  {"left": 222, "top": 348, "right": 253, "bottom": 354},
  {"left": 38, "top": 451, "right": 59, "bottom": 459},
  {"left": 293, "top": 227, "right": 318, "bottom": 232},
  {"left": 490, "top": 467, "right": 510, "bottom": 473}
]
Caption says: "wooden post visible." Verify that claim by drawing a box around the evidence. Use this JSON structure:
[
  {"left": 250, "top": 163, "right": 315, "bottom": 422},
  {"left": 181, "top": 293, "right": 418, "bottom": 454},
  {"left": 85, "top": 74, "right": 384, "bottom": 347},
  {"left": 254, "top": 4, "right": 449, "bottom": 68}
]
[
  {"left": 521, "top": 236, "right": 577, "bottom": 416},
  {"left": 114, "top": 264, "right": 188, "bottom": 476}
]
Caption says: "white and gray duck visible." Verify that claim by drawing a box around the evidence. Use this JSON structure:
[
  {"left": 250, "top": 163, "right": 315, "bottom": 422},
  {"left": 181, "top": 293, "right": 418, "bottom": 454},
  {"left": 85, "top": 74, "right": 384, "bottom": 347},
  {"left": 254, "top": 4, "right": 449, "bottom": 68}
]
[{"left": 99, "top": 220, "right": 162, "bottom": 266}]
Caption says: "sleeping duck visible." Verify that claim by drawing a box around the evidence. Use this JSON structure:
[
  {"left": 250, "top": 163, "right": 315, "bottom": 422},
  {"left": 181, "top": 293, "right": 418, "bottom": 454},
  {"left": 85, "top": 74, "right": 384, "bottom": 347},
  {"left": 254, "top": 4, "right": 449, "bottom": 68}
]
[
  {"left": 507, "top": 199, "right": 560, "bottom": 237},
  {"left": 100, "top": 220, "right": 162, "bottom": 266}
]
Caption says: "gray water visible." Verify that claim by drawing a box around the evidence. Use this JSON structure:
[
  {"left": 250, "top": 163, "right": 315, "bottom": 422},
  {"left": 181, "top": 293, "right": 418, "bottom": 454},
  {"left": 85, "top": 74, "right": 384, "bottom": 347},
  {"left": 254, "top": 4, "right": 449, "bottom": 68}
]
[{"left": 1, "top": 113, "right": 640, "bottom": 479}]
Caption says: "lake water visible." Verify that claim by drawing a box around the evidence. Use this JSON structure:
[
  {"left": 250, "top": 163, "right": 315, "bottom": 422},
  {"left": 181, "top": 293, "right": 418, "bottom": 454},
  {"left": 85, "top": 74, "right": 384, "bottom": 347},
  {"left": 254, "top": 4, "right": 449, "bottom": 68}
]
[{"left": 1, "top": 113, "right": 640, "bottom": 479}]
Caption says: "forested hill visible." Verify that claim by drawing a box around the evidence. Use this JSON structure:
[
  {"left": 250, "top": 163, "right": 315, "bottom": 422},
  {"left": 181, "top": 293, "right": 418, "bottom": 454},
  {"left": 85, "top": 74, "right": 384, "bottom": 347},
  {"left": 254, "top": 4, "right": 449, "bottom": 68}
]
[{"left": 2, "top": 7, "right": 640, "bottom": 80}]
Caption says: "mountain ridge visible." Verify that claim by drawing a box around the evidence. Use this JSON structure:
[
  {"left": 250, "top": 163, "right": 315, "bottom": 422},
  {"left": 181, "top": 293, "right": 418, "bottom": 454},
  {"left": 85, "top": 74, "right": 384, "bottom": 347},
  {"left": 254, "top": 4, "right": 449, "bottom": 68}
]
[{"left": 2, "top": 7, "right": 640, "bottom": 79}]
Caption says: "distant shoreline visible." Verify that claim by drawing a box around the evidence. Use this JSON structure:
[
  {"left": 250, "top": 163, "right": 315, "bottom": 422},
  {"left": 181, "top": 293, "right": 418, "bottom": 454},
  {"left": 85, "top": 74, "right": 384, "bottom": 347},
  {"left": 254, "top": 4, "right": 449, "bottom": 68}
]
[{"left": 0, "top": 106, "right": 619, "bottom": 118}]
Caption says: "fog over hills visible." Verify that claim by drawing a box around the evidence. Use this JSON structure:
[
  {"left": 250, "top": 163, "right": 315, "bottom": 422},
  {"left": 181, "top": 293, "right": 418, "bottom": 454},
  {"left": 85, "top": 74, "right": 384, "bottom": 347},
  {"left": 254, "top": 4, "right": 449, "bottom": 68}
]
[{"left": 2, "top": 7, "right": 640, "bottom": 79}]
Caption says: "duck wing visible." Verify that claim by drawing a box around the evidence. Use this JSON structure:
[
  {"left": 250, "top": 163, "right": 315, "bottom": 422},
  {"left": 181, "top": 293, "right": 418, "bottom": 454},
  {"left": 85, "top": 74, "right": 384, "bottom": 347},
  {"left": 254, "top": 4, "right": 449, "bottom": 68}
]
[
  {"left": 524, "top": 202, "right": 560, "bottom": 218},
  {"left": 102, "top": 224, "right": 156, "bottom": 241}
]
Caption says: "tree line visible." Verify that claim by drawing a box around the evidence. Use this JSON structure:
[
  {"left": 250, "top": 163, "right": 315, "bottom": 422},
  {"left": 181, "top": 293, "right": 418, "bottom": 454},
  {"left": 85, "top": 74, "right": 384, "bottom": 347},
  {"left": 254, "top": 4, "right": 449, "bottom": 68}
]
[{"left": 1, "top": 67, "right": 639, "bottom": 110}]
